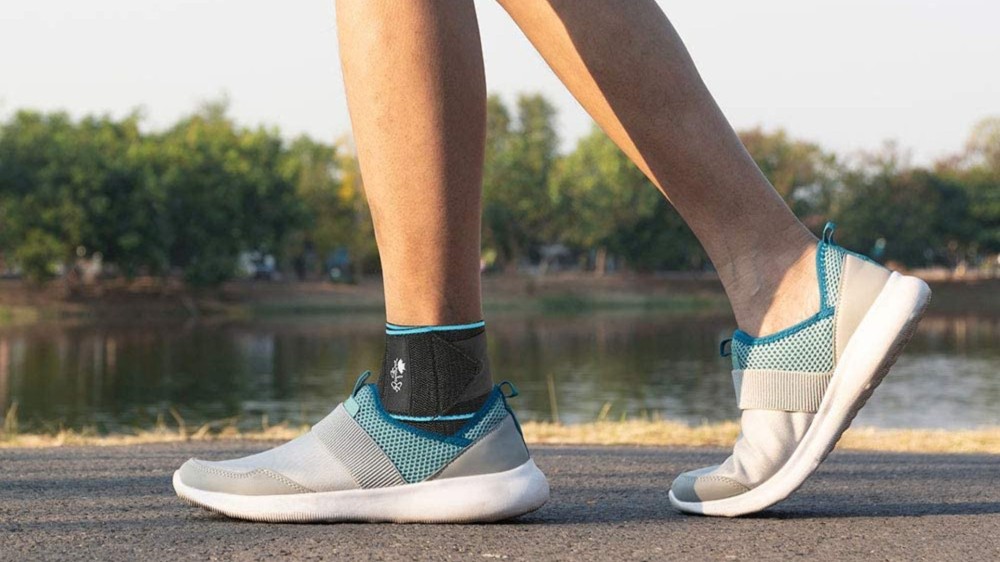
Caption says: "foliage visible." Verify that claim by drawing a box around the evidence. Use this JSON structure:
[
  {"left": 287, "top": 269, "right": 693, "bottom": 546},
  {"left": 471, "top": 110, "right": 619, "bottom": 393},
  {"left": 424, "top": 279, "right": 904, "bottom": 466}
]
[
  {"left": 149, "top": 102, "right": 304, "bottom": 285},
  {"left": 938, "top": 116, "right": 1000, "bottom": 255},
  {"left": 0, "top": 98, "right": 997, "bottom": 284},
  {"left": 0, "top": 103, "right": 362, "bottom": 285},
  {"left": 548, "top": 126, "right": 704, "bottom": 271},
  {"left": 738, "top": 127, "right": 840, "bottom": 217},
  {"left": 482, "top": 94, "right": 560, "bottom": 268},
  {"left": 0, "top": 110, "right": 164, "bottom": 280}
]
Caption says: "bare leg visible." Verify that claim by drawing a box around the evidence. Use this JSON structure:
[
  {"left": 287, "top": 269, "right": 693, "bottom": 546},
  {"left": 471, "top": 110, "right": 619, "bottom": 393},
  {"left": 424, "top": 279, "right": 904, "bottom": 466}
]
[
  {"left": 338, "top": 0, "right": 485, "bottom": 325},
  {"left": 498, "top": 0, "right": 818, "bottom": 336},
  {"left": 495, "top": 1, "right": 933, "bottom": 519},
  {"left": 169, "top": 2, "right": 549, "bottom": 524},
  {"left": 337, "top": 1, "right": 494, "bottom": 433}
]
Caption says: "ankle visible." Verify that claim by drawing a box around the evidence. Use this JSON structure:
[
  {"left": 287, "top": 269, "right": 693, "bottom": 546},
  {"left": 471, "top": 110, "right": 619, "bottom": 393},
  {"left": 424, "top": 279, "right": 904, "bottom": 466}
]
[
  {"left": 378, "top": 321, "right": 493, "bottom": 434},
  {"left": 725, "top": 238, "right": 819, "bottom": 337}
]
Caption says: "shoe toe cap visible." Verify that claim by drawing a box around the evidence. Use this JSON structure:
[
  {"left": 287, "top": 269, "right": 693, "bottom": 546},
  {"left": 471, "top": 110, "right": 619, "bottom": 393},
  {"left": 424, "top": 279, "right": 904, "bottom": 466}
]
[
  {"left": 177, "top": 459, "right": 311, "bottom": 496},
  {"left": 671, "top": 465, "right": 751, "bottom": 503}
]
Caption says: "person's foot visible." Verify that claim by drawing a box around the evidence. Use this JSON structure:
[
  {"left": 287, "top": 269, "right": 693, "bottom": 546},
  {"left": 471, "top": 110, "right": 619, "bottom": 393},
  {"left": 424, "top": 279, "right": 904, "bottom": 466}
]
[
  {"left": 173, "top": 374, "right": 549, "bottom": 523},
  {"left": 669, "top": 223, "right": 931, "bottom": 517}
]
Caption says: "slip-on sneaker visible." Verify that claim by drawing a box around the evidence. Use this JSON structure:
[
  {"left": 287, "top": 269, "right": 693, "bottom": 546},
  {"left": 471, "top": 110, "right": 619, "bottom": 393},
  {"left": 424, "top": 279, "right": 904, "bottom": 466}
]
[
  {"left": 173, "top": 375, "right": 549, "bottom": 523},
  {"left": 669, "top": 223, "right": 931, "bottom": 517}
]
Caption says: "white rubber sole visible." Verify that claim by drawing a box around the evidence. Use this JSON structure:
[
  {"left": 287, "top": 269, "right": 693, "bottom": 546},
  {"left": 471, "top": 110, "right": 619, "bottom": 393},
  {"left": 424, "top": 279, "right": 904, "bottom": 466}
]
[
  {"left": 669, "top": 272, "right": 931, "bottom": 517},
  {"left": 173, "top": 458, "right": 550, "bottom": 523}
]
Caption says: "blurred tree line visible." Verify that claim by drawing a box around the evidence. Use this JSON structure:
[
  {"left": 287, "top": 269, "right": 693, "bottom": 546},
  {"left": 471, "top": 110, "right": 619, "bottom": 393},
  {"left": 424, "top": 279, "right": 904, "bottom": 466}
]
[
  {"left": 0, "top": 95, "right": 997, "bottom": 285},
  {"left": 484, "top": 95, "right": 998, "bottom": 273},
  {"left": 0, "top": 101, "right": 374, "bottom": 285}
]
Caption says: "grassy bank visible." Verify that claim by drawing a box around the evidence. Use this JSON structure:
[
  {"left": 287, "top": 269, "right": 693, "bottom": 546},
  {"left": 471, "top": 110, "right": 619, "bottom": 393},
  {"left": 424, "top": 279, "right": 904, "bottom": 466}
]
[
  {"left": 523, "top": 420, "right": 1000, "bottom": 454},
  {"left": 3, "top": 275, "right": 999, "bottom": 326},
  {"left": 0, "top": 275, "right": 735, "bottom": 324},
  {"left": 3, "top": 418, "right": 997, "bottom": 454}
]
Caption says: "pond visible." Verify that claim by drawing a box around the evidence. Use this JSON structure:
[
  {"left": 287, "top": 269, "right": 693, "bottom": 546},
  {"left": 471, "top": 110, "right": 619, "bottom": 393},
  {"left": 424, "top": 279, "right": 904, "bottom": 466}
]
[{"left": 1, "top": 311, "right": 997, "bottom": 433}]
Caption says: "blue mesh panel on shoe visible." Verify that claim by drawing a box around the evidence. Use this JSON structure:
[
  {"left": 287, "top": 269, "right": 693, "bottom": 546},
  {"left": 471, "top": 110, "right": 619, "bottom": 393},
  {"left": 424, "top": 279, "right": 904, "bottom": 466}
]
[
  {"left": 352, "top": 385, "right": 509, "bottom": 483},
  {"left": 462, "top": 396, "right": 509, "bottom": 441},
  {"left": 732, "top": 313, "right": 835, "bottom": 372},
  {"left": 820, "top": 242, "right": 847, "bottom": 309},
  {"left": 728, "top": 238, "right": 853, "bottom": 375}
]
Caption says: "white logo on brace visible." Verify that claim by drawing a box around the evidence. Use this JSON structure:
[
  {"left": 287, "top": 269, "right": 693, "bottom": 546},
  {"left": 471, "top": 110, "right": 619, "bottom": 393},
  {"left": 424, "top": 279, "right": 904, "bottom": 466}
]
[{"left": 390, "top": 358, "right": 406, "bottom": 392}]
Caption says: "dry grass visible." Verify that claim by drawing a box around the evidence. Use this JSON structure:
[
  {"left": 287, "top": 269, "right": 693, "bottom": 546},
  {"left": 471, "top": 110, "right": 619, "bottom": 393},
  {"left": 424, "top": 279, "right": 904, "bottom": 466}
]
[
  {"left": 0, "top": 304, "right": 40, "bottom": 326},
  {"left": 521, "top": 420, "right": 1000, "bottom": 454},
  {"left": 1, "top": 416, "right": 997, "bottom": 454},
  {"left": 0, "top": 406, "right": 309, "bottom": 448},
  {"left": 1, "top": 425, "right": 307, "bottom": 448}
]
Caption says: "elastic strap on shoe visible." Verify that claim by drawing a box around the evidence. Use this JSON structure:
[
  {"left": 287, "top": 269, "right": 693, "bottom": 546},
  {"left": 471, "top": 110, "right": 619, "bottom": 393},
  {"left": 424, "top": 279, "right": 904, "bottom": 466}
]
[{"left": 732, "top": 369, "right": 833, "bottom": 413}]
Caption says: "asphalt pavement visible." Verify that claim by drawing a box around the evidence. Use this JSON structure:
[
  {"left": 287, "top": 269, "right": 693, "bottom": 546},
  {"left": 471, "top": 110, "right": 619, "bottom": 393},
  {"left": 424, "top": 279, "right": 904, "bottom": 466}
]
[{"left": 2, "top": 442, "right": 998, "bottom": 561}]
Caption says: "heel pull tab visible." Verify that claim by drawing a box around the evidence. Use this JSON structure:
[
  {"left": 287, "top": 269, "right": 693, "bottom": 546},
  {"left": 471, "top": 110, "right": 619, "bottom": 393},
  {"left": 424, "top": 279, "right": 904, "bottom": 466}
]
[
  {"left": 351, "top": 370, "right": 371, "bottom": 396},
  {"left": 719, "top": 339, "right": 732, "bottom": 358},
  {"left": 344, "top": 370, "right": 371, "bottom": 417},
  {"left": 496, "top": 380, "right": 524, "bottom": 437},
  {"left": 822, "top": 222, "right": 837, "bottom": 244},
  {"left": 497, "top": 380, "right": 519, "bottom": 399}
]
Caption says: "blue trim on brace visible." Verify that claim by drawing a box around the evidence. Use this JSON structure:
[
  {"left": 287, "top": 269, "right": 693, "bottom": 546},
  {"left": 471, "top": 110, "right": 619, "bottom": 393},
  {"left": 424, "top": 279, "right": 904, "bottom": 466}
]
[
  {"left": 388, "top": 412, "right": 477, "bottom": 422},
  {"left": 385, "top": 320, "right": 485, "bottom": 336}
]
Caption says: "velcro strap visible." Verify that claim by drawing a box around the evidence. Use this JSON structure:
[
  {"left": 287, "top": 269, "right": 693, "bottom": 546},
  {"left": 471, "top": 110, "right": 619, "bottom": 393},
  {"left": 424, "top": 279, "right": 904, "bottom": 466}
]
[{"left": 732, "top": 369, "right": 833, "bottom": 413}]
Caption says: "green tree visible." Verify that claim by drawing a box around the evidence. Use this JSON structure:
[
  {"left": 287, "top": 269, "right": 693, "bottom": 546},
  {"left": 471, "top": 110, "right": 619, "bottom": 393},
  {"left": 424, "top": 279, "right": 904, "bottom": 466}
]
[
  {"left": 549, "top": 125, "right": 655, "bottom": 271},
  {"left": 932, "top": 117, "right": 1000, "bottom": 257},
  {"left": 72, "top": 114, "right": 169, "bottom": 277},
  {"left": 0, "top": 111, "right": 160, "bottom": 280},
  {"left": 739, "top": 127, "right": 840, "bottom": 217},
  {"left": 280, "top": 135, "right": 377, "bottom": 278},
  {"left": 3, "top": 97, "right": 998, "bottom": 283},
  {"left": 965, "top": 116, "right": 1000, "bottom": 172},
  {"left": 832, "top": 144, "right": 972, "bottom": 267},
  {"left": 954, "top": 169, "right": 1000, "bottom": 255},
  {"left": 0, "top": 112, "right": 81, "bottom": 280},
  {"left": 151, "top": 101, "right": 303, "bottom": 285},
  {"left": 550, "top": 125, "right": 704, "bottom": 272},
  {"left": 280, "top": 136, "right": 343, "bottom": 275},
  {"left": 334, "top": 141, "right": 379, "bottom": 275},
  {"left": 482, "top": 94, "right": 559, "bottom": 269}
]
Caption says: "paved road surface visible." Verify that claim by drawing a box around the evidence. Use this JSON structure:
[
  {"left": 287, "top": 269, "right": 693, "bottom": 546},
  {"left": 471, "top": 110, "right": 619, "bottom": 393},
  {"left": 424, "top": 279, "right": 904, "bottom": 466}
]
[{"left": 2, "top": 443, "right": 998, "bottom": 561}]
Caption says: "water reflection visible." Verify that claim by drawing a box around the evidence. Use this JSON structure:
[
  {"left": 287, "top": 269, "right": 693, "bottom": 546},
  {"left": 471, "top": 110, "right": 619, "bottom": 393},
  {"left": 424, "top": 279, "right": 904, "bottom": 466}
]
[{"left": 1, "top": 312, "right": 997, "bottom": 432}]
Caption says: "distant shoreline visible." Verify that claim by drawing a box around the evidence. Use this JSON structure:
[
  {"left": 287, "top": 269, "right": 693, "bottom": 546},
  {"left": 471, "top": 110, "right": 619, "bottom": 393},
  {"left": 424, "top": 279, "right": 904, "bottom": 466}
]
[{"left": 1, "top": 273, "right": 997, "bottom": 325}]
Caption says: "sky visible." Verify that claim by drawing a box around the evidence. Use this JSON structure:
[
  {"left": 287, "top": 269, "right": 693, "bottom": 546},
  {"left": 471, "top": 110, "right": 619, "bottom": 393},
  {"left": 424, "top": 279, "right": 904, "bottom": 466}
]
[{"left": 2, "top": 0, "right": 998, "bottom": 165}]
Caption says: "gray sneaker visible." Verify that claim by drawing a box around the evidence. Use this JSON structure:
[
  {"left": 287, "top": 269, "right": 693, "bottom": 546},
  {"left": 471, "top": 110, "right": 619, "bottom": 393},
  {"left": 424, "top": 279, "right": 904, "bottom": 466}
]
[
  {"left": 173, "top": 374, "right": 549, "bottom": 523},
  {"left": 669, "top": 224, "right": 931, "bottom": 516}
]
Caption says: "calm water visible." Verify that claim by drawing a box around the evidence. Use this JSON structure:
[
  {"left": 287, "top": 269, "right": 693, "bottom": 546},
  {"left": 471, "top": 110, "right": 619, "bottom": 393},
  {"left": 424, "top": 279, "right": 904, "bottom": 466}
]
[{"left": 1, "top": 312, "right": 998, "bottom": 432}]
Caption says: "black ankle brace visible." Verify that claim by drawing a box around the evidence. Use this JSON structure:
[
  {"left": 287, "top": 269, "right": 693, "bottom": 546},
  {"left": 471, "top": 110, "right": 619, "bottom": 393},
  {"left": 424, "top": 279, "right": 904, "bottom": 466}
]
[{"left": 377, "top": 321, "right": 493, "bottom": 434}]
